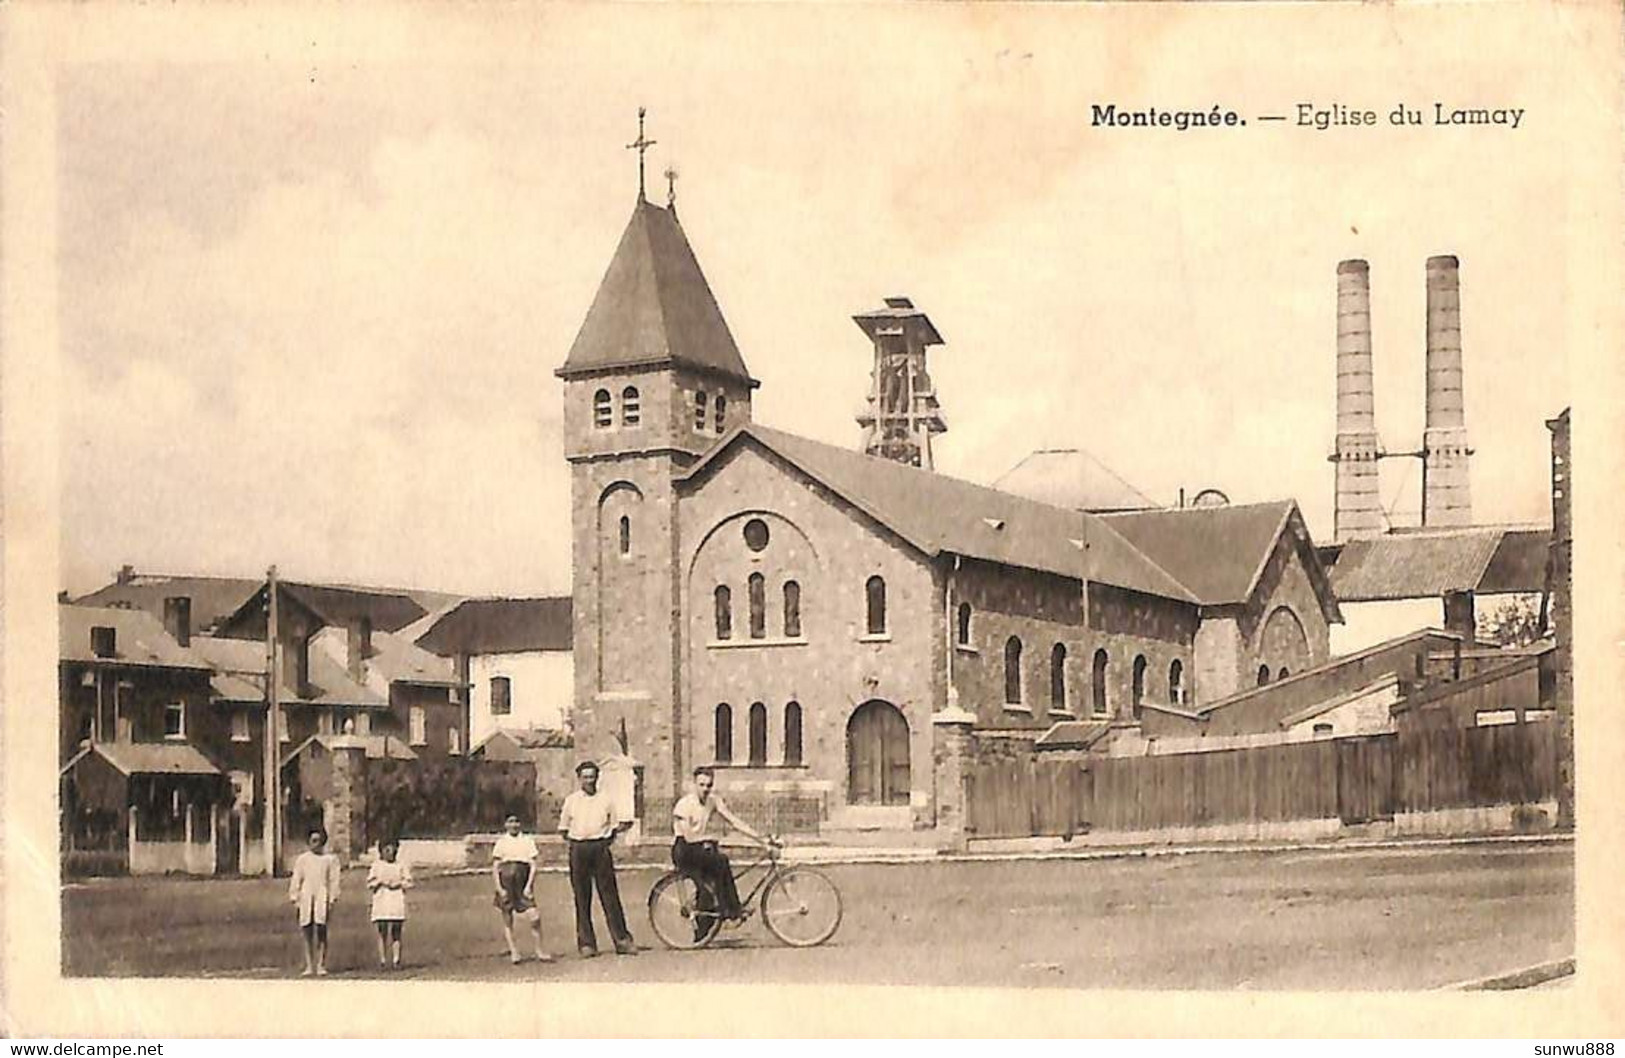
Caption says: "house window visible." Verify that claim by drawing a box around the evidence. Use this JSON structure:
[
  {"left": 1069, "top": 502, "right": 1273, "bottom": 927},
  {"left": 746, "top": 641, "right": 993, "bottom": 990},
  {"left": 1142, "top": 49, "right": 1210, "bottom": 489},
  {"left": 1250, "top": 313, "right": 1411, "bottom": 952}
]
[
  {"left": 784, "top": 701, "right": 803, "bottom": 766},
  {"left": 621, "top": 386, "right": 641, "bottom": 426},
  {"left": 449, "top": 728, "right": 462, "bottom": 755},
  {"left": 1131, "top": 656, "right": 1148, "bottom": 721},
  {"left": 714, "top": 585, "right": 733, "bottom": 640},
  {"left": 743, "top": 518, "right": 770, "bottom": 552},
  {"left": 1092, "top": 650, "right": 1109, "bottom": 718},
  {"left": 715, "top": 703, "right": 733, "bottom": 764},
  {"left": 865, "top": 576, "right": 887, "bottom": 635},
  {"left": 163, "top": 701, "right": 185, "bottom": 740},
  {"left": 1004, "top": 637, "right": 1024, "bottom": 705},
  {"left": 409, "top": 706, "right": 427, "bottom": 746},
  {"left": 695, "top": 390, "right": 709, "bottom": 431},
  {"left": 1169, "top": 659, "right": 1185, "bottom": 705},
  {"left": 749, "top": 702, "right": 768, "bottom": 766},
  {"left": 748, "top": 573, "right": 767, "bottom": 639},
  {"left": 956, "top": 602, "right": 973, "bottom": 646},
  {"left": 714, "top": 395, "right": 727, "bottom": 434},
  {"left": 593, "top": 389, "right": 612, "bottom": 428},
  {"left": 1051, "top": 644, "right": 1068, "bottom": 713},
  {"left": 618, "top": 515, "right": 631, "bottom": 556},
  {"left": 491, "top": 676, "right": 512, "bottom": 716},
  {"left": 783, "top": 580, "right": 802, "bottom": 638},
  {"left": 1257, "top": 665, "right": 1272, "bottom": 687}
]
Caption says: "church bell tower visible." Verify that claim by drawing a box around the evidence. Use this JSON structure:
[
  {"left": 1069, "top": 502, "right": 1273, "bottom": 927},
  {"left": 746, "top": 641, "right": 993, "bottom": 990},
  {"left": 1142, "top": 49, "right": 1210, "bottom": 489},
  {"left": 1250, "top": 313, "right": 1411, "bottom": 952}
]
[{"left": 556, "top": 111, "right": 757, "bottom": 814}]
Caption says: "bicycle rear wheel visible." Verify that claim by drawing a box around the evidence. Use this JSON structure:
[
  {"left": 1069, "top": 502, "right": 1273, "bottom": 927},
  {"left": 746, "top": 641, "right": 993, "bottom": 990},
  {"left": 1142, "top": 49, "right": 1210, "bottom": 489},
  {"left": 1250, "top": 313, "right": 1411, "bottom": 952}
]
[
  {"left": 647, "top": 872, "right": 724, "bottom": 950},
  {"left": 761, "top": 866, "right": 842, "bottom": 947}
]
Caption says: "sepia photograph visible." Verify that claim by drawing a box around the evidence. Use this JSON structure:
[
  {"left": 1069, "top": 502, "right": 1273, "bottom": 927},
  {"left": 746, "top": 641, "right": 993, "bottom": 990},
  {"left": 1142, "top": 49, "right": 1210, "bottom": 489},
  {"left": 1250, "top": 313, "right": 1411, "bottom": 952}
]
[{"left": 2, "top": 0, "right": 1621, "bottom": 1040}]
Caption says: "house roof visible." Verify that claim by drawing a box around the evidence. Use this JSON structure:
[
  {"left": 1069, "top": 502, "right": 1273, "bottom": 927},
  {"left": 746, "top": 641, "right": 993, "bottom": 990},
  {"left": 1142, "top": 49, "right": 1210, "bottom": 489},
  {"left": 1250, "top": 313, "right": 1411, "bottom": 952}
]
[
  {"left": 215, "top": 582, "right": 432, "bottom": 638},
  {"left": 680, "top": 424, "right": 1197, "bottom": 602},
  {"left": 187, "top": 635, "right": 388, "bottom": 709},
  {"left": 416, "top": 597, "right": 574, "bottom": 656},
  {"left": 73, "top": 574, "right": 450, "bottom": 636},
  {"left": 1099, "top": 501, "right": 1299, "bottom": 606},
  {"left": 557, "top": 197, "right": 755, "bottom": 386},
  {"left": 73, "top": 741, "right": 224, "bottom": 777},
  {"left": 993, "top": 449, "right": 1158, "bottom": 513},
  {"left": 1326, "top": 528, "right": 1541, "bottom": 602},
  {"left": 282, "top": 733, "right": 418, "bottom": 766},
  {"left": 59, "top": 605, "right": 210, "bottom": 670},
  {"left": 473, "top": 726, "right": 574, "bottom": 754},
  {"left": 304, "top": 627, "right": 459, "bottom": 696}
]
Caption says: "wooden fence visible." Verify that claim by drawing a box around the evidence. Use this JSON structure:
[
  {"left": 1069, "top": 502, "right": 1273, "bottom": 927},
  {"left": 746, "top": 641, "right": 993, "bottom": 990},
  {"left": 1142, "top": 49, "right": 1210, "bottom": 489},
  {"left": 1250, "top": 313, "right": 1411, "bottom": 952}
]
[{"left": 965, "top": 722, "right": 1556, "bottom": 840}]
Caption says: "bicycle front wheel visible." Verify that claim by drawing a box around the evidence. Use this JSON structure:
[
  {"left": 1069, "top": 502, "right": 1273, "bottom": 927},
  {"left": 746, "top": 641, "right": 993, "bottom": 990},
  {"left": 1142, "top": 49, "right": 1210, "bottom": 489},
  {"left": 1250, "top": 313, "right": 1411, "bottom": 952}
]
[
  {"left": 647, "top": 872, "right": 723, "bottom": 950},
  {"left": 761, "top": 866, "right": 843, "bottom": 948}
]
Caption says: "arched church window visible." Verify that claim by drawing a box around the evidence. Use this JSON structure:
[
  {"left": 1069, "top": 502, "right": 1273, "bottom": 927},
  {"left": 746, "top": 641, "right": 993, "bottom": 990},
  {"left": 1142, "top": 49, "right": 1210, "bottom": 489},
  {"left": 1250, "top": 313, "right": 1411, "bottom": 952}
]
[
  {"left": 1131, "top": 655, "right": 1148, "bottom": 720},
  {"left": 783, "top": 580, "right": 802, "bottom": 638},
  {"left": 695, "top": 390, "right": 709, "bottom": 431},
  {"left": 1169, "top": 659, "right": 1185, "bottom": 705},
  {"left": 714, "top": 703, "right": 733, "bottom": 764},
  {"left": 1051, "top": 643, "right": 1068, "bottom": 713},
  {"left": 714, "top": 585, "right": 732, "bottom": 641},
  {"left": 784, "top": 701, "right": 803, "bottom": 766},
  {"left": 621, "top": 386, "right": 641, "bottom": 427},
  {"left": 618, "top": 515, "right": 630, "bottom": 556},
  {"left": 1257, "top": 664, "right": 1272, "bottom": 687},
  {"left": 1004, "top": 637, "right": 1024, "bottom": 705},
  {"left": 749, "top": 702, "right": 767, "bottom": 766},
  {"left": 714, "top": 394, "right": 727, "bottom": 434},
  {"left": 593, "top": 389, "right": 612, "bottom": 429},
  {"left": 748, "top": 573, "right": 766, "bottom": 639},
  {"left": 1092, "top": 649, "right": 1109, "bottom": 717},
  {"left": 865, "top": 576, "right": 887, "bottom": 635},
  {"left": 956, "top": 602, "right": 972, "bottom": 646}
]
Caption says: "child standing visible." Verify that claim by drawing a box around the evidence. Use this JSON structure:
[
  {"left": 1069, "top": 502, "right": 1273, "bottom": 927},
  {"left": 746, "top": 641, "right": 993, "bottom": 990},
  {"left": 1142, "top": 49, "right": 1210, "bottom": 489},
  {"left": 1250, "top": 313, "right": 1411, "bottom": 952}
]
[
  {"left": 492, "top": 812, "right": 552, "bottom": 964},
  {"left": 367, "top": 838, "right": 413, "bottom": 970},
  {"left": 288, "top": 827, "right": 342, "bottom": 976}
]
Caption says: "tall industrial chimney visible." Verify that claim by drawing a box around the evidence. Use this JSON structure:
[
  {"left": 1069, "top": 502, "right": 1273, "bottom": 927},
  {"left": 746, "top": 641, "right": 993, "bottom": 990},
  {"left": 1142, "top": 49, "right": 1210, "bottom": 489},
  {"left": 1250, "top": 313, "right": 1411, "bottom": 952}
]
[
  {"left": 1421, "top": 255, "right": 1472, "bottom": 527},
  {"left": 1330, "top": 259, "right": 1384, "bottom": 542}
]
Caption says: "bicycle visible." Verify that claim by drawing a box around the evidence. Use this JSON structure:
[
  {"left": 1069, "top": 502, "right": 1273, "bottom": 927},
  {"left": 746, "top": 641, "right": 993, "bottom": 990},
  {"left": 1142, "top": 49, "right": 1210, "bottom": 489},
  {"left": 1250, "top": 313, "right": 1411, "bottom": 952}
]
[{"left": 647, "top": 839, "right": 843, "bottom": 950}]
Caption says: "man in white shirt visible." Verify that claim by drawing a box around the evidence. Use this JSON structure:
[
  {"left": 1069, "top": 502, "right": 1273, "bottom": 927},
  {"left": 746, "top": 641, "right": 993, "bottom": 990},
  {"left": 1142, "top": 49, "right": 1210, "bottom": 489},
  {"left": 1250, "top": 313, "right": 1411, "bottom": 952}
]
[
  {"left": 490, "top": 813, "right": 551, "bottom": 964},
  {"left": 557, "top": 760, "right": 636, "bottom": 957},
  {"left": 671, "top": 766, "right": 773, "bottom": 927}
]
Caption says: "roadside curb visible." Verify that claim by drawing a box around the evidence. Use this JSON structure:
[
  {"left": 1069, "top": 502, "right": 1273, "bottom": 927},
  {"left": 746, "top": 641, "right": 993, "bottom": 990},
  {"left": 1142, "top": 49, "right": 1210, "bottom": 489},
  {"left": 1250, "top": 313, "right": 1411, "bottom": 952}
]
[
  {"left": 431, "top": 830, "right": 1571, "bottom": 876},
  {"left": 1439, "top": 957, "right": 1575, "bottom": 991}
]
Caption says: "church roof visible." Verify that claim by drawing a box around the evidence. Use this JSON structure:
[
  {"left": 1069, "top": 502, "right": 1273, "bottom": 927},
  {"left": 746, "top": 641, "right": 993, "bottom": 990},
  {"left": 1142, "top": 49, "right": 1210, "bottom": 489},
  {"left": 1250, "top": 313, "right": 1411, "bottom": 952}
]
[
  {"left": 558, "top": 198, "right": 756, "bottom": 386},
  {"left": 993, "top": 449, "right": 1158, "bottom": 513},
  {"left": 680, "top": 424, "right": 1198, "bottom": 602}
]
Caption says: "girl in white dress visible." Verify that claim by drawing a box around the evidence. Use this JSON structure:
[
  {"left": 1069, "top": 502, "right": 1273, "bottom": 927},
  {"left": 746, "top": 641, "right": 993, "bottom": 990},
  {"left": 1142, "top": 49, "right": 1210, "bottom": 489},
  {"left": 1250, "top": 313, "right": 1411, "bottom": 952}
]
[
  {"left": 288, "top": 827, "right": 342, "bottom": 976},
  {"left": 367, "top": 838, "right": 413, "bottom": 970}
]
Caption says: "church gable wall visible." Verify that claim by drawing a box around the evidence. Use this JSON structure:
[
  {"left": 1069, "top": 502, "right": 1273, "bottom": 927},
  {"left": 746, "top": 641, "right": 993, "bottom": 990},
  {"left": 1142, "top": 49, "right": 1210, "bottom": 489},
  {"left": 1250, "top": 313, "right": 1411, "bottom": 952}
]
[{"left": 679, "top": 444, "right": 940, "bottom": 824}]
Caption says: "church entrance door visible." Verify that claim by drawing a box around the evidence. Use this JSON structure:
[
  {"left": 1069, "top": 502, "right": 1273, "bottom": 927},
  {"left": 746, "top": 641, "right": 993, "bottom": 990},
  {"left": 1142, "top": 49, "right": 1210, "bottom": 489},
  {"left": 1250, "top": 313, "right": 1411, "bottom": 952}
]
[{"left": 846, "top": 700, "right": 909, "bottom": 805}]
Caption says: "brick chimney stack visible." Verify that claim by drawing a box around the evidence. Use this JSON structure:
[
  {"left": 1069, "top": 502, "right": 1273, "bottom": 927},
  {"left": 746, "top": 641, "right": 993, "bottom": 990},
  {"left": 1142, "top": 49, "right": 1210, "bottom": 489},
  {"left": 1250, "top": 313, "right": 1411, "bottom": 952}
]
[
  {"left": 1421, "top": 255, "right": 1472, "bottom": 527},
  {"left": 162, "top": 596, "right": 192, "bottom": 647},
  {"left": 1330, "top": 260, "right": 1384, "bottom": 542}
]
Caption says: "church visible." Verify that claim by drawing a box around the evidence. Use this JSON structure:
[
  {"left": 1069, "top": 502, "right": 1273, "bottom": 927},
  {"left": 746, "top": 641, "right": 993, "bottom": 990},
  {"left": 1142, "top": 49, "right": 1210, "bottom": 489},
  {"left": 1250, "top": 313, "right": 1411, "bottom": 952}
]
[{"left": 558, "top": 164, "right": 1343, "bottom": 833}]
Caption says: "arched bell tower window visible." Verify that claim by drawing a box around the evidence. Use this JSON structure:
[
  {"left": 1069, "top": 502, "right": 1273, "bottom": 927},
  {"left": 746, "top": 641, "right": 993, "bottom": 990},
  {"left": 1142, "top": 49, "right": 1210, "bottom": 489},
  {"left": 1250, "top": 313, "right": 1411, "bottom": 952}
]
[
  {"left": 865, "top": 576, "right": 887, "bottom": 635},
  {"left": 621, "top": 386, "right": 641, "bottom": 427},
  {"left": 714, "top": 394, "right": 727, "bottom": 434},
  {"left": 618, "top": 515, "right": 631, "bottom": 556},
  {"left": 593, "top": 389, "right": 613, "bottom": 429}
]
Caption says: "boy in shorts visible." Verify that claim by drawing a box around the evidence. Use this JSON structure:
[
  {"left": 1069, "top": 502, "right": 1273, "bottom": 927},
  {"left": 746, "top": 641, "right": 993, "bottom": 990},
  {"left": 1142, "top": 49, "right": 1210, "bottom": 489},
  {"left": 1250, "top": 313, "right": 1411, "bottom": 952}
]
[{"left": 492, "top": 812, "right": 552, "bottom": 964}]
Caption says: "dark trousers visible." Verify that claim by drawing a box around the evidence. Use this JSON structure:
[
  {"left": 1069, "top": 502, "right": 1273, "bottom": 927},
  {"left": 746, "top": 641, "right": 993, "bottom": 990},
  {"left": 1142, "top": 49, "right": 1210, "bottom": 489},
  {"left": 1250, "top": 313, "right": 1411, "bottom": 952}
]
[
  {"left": 567, "top": 837, "right": 632, "bottom": 951},
  {"left": 673, "top": 838, "right": 743, "bottom": 920}
]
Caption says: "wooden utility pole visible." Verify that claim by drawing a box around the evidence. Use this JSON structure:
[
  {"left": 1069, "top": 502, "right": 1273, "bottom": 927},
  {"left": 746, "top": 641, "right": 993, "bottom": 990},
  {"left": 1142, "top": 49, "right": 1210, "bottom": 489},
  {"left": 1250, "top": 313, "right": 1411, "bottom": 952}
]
[
  {"left": 1545, "top": 410, "right": 1574, "bottom": 831},
  {"left": 263, "top": 565, "right": 284, "bottom": 874}
]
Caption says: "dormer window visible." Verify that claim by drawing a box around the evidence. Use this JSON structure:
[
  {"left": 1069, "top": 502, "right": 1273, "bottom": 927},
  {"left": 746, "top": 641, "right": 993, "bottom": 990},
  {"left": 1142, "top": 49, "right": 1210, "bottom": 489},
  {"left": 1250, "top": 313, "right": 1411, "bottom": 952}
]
[
  {"left": 621, "top": 386, "right": 641, "bottom": 427},
  {"left": 593, "top": 389, "right": 613, "bottom": 429},
  {"left": 695, "top": 390, "right": 709, "bottom": 431}
]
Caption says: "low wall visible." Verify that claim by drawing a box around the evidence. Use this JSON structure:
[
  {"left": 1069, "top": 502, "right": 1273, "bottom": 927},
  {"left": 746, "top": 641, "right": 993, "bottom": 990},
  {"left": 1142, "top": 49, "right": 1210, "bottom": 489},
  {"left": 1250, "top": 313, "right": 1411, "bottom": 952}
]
[{"left": 129, "top": 838, "right": 215, "bottom": 876}]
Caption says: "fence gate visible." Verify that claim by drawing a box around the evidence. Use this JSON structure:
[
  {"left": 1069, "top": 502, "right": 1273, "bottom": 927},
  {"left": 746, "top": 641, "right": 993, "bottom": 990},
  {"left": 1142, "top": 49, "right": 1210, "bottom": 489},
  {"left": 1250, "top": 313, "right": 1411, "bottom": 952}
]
[{"left": 1335, "top": 735, "right": 1396, "bottom": 824}]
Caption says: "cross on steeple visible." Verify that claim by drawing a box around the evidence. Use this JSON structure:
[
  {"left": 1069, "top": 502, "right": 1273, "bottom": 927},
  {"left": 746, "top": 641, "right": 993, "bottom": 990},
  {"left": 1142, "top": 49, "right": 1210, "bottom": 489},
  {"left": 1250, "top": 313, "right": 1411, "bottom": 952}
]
[{"left": 627, "top": 107, "right": 658, "bottom": 201}]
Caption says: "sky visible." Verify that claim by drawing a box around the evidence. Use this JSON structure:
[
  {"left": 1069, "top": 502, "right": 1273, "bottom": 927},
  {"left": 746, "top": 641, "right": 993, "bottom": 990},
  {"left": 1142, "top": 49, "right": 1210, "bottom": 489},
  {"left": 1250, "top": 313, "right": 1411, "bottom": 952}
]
[{"left": 56, "top": 6, "right": 1583, "bottom": 599}]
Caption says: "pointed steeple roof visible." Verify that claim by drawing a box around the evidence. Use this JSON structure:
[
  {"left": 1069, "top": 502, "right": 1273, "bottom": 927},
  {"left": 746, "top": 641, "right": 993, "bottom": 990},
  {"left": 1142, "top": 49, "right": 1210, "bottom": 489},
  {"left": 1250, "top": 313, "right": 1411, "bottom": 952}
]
[{"left": 557, "top": 198, "right": 756, "bottom": 386}]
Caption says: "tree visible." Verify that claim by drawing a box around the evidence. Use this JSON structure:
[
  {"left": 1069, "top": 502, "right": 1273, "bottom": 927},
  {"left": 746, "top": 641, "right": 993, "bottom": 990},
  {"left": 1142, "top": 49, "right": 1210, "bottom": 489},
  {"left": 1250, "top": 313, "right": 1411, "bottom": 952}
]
[{"left": 1477, "top": 594, "right": 1545, "bottom": 648}]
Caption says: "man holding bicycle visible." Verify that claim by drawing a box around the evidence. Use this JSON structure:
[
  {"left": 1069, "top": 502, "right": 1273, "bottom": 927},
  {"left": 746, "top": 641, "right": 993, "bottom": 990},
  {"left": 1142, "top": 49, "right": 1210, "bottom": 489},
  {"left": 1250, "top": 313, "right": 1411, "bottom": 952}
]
[{"left": 671, "top": 766, "right": 774, "bottom": 924}]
